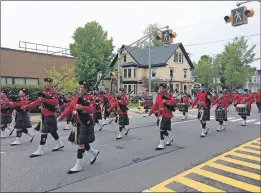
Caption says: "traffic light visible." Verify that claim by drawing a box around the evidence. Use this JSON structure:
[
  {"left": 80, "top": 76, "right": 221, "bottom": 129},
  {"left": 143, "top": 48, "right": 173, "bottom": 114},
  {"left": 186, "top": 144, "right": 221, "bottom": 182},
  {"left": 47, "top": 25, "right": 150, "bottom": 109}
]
[
  {"left": 224, "top": 15, "right": 232, "bottom": 23},
  {"left": 110, "top": 72, "right": 116, "bottom": 79},
  {"left": 155, "top": 29, "right": 177, "bottom": 44},
  {"left": 244, "top": 9, "right": 254, "bottom": 17}
]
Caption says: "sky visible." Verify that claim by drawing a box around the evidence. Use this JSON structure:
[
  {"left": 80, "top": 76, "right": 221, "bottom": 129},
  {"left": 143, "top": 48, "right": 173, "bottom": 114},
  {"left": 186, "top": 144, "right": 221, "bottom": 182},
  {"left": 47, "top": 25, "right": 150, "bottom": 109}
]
[{"left": 1, "top": 1, "right": 260, "bottom": 69}]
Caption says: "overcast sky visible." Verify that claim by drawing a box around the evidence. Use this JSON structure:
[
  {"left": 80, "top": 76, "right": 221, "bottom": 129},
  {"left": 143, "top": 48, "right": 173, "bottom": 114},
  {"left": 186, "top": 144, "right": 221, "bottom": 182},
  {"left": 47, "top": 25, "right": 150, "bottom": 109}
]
[{"left": 1, "top": 1, "right": 260, "bottom": 69}]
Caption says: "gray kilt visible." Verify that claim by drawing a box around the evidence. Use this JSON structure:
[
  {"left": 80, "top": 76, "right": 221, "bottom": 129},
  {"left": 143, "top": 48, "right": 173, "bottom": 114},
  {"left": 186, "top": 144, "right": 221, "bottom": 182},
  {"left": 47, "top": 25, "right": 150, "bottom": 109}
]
[
  {"left": 76, "top": 123, "right": 95, "bottom": 144},
  {"left": 197, "top": 108, "right": 210, "bottom": 121},
  {"left": 118, "top": 114, "right": 129, "bottom": 126},
  {"left": 94, "top": 112, "right": 102, "bottom": 122},
  {"left": 14, "top": 112, "right": 32, "bottom": 129},
  {"left": 160, "top": 117, "right": 172, "bottom": 131},
  {"left": 1, "top": 114, "right": 12, "bottom": 125},
  {"left": 41, "top": 115, "right": 58, "bottom": 133}
]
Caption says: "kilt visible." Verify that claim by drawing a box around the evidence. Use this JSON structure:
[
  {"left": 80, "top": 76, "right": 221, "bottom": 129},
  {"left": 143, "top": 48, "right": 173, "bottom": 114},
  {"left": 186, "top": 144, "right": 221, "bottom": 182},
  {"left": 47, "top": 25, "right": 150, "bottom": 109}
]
[
  {"left": 76, "top": 123, "right": 95, "bottom": 144},
  {"left": 39, "top": 115, "right": 58, "bottom": 134},
  {"left": 179, "top": 105, "right": 188, "bottom": 113},
  {"left": 118, "top": 114, "right": 129, "bottom": 126},
  {"left": 160, "top": 117, "right": 171, "bottom": 131},
  {"left": 103, "top": 106, "right": 109, "bottom": 119},
  {"left": 94, "top": 112, "right": 102, "bottom": 123},
  {"left": 1, "top": 114, "right": 12, "bottom": 125},
  {"left": 197, "top": 108, "right": 210, "bottom": 121},
  {"left": 14, "top": 112, "right": 32, "bottom": 129},
  {"left": 246, "top": 108, "right": 251, "bottom": 116}
]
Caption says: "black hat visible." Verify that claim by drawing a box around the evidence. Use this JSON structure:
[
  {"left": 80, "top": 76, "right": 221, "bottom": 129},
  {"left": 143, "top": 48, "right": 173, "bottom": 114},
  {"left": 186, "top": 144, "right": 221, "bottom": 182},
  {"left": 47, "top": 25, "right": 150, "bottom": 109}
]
[
  {"left": 244, "top": 89, "right": 248, "bottom": 92},
  {"left": 79, "top": 80, "right": 88, "bottom": 89},
  {"left": 21, "top": 88, "right": 28, "bottom": 95},
  {"left": 219, "top": 91, "right": 223, "bottom": 94},
  {"left": 119, "top": 88, "right": 125, "bottom": 92},
  {"left": 44, "top": 78, "right": 52, "bottom": 83},
  {"left": 159, "top": 83, "right": 167, "bottom": 88}
]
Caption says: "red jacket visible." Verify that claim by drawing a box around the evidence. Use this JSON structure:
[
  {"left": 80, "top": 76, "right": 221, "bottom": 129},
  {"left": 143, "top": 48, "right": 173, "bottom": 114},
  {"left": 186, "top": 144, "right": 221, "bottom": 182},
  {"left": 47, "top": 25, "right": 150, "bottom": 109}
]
[
  {"left": 0, "top": 96, "right": 11, "bottom": 115},
  {"left": 232, "top": 93, "right": 240, "bottom": 103},
  {"left": 59, "top": 93, "right": 96, "bottom": 121},
  {"left": 211, "top": 95, "right": 229, "bottom": 111},
  {"left": 236, "top": 94, "right": 253, "bottom": 109},
  {"left": 108, "top": 95, "right": 129, "bottom": 115},
  {"left": 150, "top": 92, "right": 175, "bottom": 118},
  {"left": 181, "top": 96, "right": 190, "bottom": 106},
  {"left": 255, "top": 92, "right": 261, "bottom": 102},
  {"left": 26, "top": 88, "right": 58, "bottom": 116},
  {"left": 11, "top": 96, "right": 29, "bottom": 112},
  {"left": 191, "top": 92, "right": 209, "bottom": 110}
]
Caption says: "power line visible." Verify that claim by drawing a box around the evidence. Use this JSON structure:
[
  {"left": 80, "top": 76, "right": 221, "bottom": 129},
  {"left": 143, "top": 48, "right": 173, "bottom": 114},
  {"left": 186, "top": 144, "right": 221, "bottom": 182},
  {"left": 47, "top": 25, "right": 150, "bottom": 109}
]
[{"left": 184, "top": 33, "right": 260, "bottom": 47}]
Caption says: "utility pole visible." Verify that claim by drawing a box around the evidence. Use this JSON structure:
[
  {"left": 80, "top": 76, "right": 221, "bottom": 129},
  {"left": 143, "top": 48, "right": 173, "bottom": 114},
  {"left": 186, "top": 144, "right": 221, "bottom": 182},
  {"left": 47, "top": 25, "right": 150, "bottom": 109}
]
[
  {"left": 117, "top": 49, "right": 121, "bottom": 91},
  {"left": 148, "top": 28, "right": 152, "bottom": 93},
  {"left": 212, "top": 55, "right": 217, "bottom": 93}
]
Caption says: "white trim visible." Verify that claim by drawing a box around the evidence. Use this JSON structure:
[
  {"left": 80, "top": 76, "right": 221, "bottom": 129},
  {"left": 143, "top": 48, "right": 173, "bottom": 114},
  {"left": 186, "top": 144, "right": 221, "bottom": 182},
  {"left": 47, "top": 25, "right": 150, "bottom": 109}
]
[{"left": 142, "top": 189, "right": 152, "bottom": 192}]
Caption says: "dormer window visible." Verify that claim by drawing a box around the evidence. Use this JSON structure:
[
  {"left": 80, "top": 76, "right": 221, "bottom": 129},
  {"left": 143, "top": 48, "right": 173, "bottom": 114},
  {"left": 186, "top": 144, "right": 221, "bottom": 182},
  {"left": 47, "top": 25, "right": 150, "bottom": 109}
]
[
  {"left": 124, "top": 55, "right": 127, "bottom": 62},
  {"left": 174, "top": 52, "right": 183, "bottom": 64}
]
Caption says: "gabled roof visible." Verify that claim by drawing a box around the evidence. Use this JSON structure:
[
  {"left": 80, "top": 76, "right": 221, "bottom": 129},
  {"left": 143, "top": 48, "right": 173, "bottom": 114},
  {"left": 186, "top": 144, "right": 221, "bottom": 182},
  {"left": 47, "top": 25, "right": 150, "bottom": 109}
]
[{"left": 110, "top": 43, "right": 194, "bottom": 69}]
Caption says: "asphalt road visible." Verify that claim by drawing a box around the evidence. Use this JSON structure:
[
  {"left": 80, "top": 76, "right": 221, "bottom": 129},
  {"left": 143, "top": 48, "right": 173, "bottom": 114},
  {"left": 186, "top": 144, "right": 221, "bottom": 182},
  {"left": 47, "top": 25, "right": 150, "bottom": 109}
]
[{"left": 1, "top": 105, "right": 260, "bottom": 192}]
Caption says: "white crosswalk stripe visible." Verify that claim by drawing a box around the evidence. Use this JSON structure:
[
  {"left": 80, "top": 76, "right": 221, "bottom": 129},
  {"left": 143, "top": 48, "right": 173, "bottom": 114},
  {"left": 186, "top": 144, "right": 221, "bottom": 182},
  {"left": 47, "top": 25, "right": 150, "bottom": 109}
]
[
  {"left": 230, "top": 118, "right": 242, "bottom": 122},
  {"left": 254, "top": 122, "right": 260, "bottom": 125},
  {"left": 227, "top": 117, "right": 236, "bottom": 120},
  {"left": 246, "top": 119, "right": 256, "bottom": 123}
]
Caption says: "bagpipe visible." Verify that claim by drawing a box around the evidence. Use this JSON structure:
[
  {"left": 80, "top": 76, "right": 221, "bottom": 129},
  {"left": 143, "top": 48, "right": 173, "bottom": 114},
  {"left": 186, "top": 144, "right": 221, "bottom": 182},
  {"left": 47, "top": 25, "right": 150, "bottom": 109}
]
[
  {"left": 116, "top": 95, "right": 129, "bottom": 112},
  {"left": 161, "top": 94, "right": 175, "bottom": 112}
]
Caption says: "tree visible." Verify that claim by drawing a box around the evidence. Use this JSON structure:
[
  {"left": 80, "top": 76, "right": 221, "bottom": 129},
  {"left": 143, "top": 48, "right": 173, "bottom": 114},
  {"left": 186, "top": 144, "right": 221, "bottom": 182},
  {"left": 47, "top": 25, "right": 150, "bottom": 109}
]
[
  {"left": 69, "top": 21, "right": 115, "bottom": 86},
  {"left": 43, "top": 64, "right": 78, "bottom": 93},
  {"left": 137, "top": 23, "right": 165, "bottom": 48},
  {"left": 219, "top": 37, "right": 257, "bottom": 90},
  {"left": 194, "top": 55, "right": 215, "bottom": 88}
]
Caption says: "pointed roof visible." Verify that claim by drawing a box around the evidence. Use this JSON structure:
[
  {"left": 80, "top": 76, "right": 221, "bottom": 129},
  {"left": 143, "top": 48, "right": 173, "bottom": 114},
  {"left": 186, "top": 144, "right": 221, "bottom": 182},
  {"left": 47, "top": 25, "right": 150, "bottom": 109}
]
[{"left": 110, "top": 43, "right": 194, "bottom": 69}]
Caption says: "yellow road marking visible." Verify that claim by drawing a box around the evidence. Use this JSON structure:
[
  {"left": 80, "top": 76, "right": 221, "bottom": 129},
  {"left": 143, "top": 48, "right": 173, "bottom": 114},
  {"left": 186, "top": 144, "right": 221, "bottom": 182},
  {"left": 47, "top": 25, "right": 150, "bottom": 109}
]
[
  {"left": 220, "top": 157, "right": 261, "bottom": 170},
  {"left": 208, "top": 162, "right": 261, "bottom": 181},
  {"left": 238, "top": 147, "right": 261, "bottom": 155},
  {"left": 228, "top": 151, "right": 261, "bottom": 161},
  {"left": 193, "top": 169, "right": 261, "bottom": 192},
  {"left": 173, "top": 176, "right": 225, "bottom": 192},
  {"left": 149, "top": 185, "right": 176, "bottom": 192}
]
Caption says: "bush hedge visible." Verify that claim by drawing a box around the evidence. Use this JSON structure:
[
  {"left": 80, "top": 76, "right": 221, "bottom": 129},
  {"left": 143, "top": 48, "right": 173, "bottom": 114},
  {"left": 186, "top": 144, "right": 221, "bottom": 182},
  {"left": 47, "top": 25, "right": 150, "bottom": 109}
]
[{"left": 1, "top": 84, "right": 43, "bottom": 113}]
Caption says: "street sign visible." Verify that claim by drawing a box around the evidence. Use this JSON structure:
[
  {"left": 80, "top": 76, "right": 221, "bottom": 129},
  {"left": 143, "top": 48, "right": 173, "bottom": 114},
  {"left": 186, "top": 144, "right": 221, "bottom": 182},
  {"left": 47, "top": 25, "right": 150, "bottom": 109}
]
[
  {"left": 161, "top": 30, "right": 170, "bottom": 44},
  {"left": 231, "top": 6, "right": 248, "bottom": 27}
]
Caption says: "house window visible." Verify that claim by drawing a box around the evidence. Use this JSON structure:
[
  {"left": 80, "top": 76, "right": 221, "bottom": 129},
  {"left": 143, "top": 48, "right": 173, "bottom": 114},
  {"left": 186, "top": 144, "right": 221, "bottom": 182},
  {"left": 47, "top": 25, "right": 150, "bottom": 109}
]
[
  {"left": 128, "top": 85, "right": 131, "bottom": 93},
  {"left": 124, "top": 85, "right": 127, "bottom": 92},
  {"left": 174, "top": 53, "right": 183, "bottom": 63},
  {"left": 184, "top": 70, "right": 187, "bottom": 79},
  {"left": 184, "top": 85, "right": 187, "bottom": 92},
  {"left": 170, "top": 69, "right": 174, "bottom": 77},
  {"left": 176, "top": 84, "right": 179, "bottom": 92},
  {"left": 128, "top": 69, "right": 131, "bottom": 78},
  {"left": 124, "top": 69, "right": 127, "bottom": 78},
  {"left": 152, "top": 69, "right": 156, "bottom": 77},
  {"left": 124, "top": 55, "right": 127, "bottom": 63},
  {"left": 133, "top": 85, "right": 136, "bottom": 94},
  {"left": 26, "top": 78, "right": 39, "bottom": 85},
  {"left": 1, "top": 77, "right": 6, "bottom": 84},
  {"left": 134, "top": 68, "right": 136, "bottom": 78}
]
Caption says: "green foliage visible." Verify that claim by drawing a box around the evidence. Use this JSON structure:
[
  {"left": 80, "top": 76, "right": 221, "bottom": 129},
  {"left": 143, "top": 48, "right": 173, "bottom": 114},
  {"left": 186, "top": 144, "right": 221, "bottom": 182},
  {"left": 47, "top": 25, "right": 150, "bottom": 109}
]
[
  {"left": 43, "top": 64, "right": 78, "bottom": 93},
  {"left": 69, "top": 21, "right": 115, "bottom": 86},
  {"left": 195, "top": 37, "right": 257, "bottom": 90},
  {"left": 138, "top": 23, "right": 165, "bottom": 48}
]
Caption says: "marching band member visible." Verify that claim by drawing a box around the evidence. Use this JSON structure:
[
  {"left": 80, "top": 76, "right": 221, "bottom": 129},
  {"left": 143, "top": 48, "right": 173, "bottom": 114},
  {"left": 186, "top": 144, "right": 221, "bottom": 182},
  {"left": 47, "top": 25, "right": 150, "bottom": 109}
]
[
  {"left": 235, "top": 89, "right": 253, "bottom": 126},
  {"left": 180, "top": 93, "right": 190, "bottom": 120},
  {"left": 255, "top": 89, "right": 261, "bottom": 113},
  {"left": 108, "top": 88, "right": 130, "bottom": 140},
  {"left": 57, "top": 81, "right": 99, "bottom": 174},
  {"left": 191, "top": 88, "right": 212, "bottom": 137},
  {"left": 149, "top": 83, "right": 175, "bottom": 150},
  {"left": 10, "top": 88, "right": 35, "bottom": 145},
  {"left": 99, "top": 91, "right": 112, "bottom": 131},
  {"left": 59, "top": 94, "right": 72, "bottom": 130},
  {"left": 0, "top": 90, "right": 12, "bottom": 138},
  {"left": 211, "top": 91, "right": 229, "bottom": 131},
  {"left": 93, "top": 91, "right": 104, "bottom": 130},
  {"left": 22, "top": 78, "right": 64, "bottom": 158},
  {"left": 232, "top": 90, "right": 240, "bottom": 111}
]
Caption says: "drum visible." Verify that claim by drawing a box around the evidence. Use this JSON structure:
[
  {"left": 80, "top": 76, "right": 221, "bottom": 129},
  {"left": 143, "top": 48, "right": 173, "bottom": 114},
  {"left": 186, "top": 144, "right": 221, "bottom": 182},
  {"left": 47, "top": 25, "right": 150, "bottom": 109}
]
[
  {"left": 215, "top": 108, "right": 227, "bottom": 121},
  {"left": 109, "top": 112, "right": 117, "bottom": 119},
  {"left": 236, "top": 104, "right": 247, "bottom": 115},
  {"left": 177, "top": 103, "right": 186, "bottom": 111},
  {"left": 144, "top": 100, "right": 153, "bottom": 109}
]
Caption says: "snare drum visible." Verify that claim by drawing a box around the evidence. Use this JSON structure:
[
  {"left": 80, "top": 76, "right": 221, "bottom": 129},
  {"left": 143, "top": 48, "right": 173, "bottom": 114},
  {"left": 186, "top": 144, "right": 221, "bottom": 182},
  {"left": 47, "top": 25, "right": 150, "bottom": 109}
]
[
  {"left": 215, "top": 108, "right": 227, "bottom": 121},
  {"left": 177, "top": 103, "right": 187, "bottom": 112},
  {"left": 109, "top": 111, "right": 117, "bottom": 119},
  {"left": 236, "top": 104, "right": 247, "bottom": 115}
]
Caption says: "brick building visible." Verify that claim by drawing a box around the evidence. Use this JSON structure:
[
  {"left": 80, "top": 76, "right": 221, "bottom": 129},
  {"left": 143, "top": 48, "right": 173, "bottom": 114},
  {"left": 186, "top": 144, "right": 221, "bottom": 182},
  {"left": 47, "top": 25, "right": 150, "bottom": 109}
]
[{"left": 0, "top": 44, "right": 75, "bottom": 85}]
